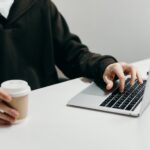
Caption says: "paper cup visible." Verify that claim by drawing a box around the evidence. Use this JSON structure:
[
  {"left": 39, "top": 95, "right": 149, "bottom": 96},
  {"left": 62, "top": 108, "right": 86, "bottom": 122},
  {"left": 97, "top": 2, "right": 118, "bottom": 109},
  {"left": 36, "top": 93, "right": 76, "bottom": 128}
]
[{"left": 1, "top": 80, "right": 31, "bottom": 123}]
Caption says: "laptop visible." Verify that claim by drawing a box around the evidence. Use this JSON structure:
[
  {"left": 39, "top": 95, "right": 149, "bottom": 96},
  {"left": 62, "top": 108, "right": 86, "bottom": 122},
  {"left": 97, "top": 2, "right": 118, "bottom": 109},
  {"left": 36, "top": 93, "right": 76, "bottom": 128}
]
[{"left": 67, "top": 72, "right": 150, "bottom": 117}]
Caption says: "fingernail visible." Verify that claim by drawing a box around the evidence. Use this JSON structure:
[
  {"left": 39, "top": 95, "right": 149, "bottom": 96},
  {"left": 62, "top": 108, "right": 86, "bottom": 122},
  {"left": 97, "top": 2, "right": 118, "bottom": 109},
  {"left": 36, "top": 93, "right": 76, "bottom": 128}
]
[
  {"left": 107, "top": 86, "right": 111, "bottom": 90},
  {"left": 11, "top": 118, "right": 16, "bottom": 123},
  {"left": 15, "top": 112, "right": 19, "bottom": 117},
  {"left": 12, "top": 110, "right": 19, "bottom": 117},
  {"left": 140, "top": 80, "right": 143, "bottom": 84},
  {"left": 6, "top": 96, "right": 12, "bottom": 102},
  {"left": 130, "top": 81, "right": 134, "bottom": 86}
]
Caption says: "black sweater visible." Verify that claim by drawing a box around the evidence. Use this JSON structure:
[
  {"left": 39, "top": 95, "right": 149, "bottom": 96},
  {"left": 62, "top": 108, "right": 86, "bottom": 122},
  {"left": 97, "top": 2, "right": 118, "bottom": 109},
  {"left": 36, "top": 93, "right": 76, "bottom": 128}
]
[{"left": 0, "top": 0, "right": 117, "bottom": 90}]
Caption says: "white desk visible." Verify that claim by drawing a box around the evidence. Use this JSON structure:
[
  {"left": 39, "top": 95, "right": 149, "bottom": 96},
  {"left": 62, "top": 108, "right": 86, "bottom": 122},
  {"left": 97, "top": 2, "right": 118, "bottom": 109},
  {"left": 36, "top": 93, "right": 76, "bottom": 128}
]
[{"left": 0, "top": 59, "right": 150, "bottom": 150}]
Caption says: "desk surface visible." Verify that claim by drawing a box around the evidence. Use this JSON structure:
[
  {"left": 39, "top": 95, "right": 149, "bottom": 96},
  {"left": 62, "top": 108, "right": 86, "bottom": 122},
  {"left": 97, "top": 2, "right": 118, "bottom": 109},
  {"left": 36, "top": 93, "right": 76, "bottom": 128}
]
[{"left": 0, "top": 59, "right": 150, "bottom": 150}]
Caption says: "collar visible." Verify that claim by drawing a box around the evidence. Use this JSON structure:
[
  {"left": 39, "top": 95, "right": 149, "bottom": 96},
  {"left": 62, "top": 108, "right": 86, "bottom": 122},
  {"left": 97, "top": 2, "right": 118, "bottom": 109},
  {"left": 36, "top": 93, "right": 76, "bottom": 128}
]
[{"left": 7, "top": 0, "right": 37, "bottom": 25}]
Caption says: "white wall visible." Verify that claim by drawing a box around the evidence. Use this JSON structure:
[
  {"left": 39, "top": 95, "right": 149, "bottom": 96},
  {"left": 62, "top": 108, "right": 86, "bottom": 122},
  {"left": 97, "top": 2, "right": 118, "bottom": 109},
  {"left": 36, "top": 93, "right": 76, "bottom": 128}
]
[{"left": 53, "top": 0, "right": 150, "bottom": 63}]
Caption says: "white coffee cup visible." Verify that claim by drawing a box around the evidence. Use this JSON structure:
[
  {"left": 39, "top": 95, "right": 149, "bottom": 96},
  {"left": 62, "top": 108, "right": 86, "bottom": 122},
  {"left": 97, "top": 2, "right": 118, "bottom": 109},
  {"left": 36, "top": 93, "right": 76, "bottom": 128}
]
[{"left": 1, "top": 80, "right": 31, "bottom": 123}]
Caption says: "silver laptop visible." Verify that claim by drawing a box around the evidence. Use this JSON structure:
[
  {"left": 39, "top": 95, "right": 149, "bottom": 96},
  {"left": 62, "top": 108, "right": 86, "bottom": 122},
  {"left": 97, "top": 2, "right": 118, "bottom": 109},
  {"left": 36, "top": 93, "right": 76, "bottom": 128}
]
[{"left": 67, "top": 73, "right": 150, "bottom": 117}]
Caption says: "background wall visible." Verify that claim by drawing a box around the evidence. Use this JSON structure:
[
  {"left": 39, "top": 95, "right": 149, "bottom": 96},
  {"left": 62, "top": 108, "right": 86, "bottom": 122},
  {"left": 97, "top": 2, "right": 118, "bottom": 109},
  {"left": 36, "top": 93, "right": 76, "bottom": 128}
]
[{"left": 54, "top": 0, "right": 150, "bottom": 63}]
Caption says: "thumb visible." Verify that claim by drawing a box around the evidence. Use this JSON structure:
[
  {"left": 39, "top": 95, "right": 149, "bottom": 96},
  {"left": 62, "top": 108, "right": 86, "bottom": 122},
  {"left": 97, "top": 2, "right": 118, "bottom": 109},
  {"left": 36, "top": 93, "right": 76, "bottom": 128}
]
[{"left": 103, "top": 76, "right": 114, "bottom": 90}]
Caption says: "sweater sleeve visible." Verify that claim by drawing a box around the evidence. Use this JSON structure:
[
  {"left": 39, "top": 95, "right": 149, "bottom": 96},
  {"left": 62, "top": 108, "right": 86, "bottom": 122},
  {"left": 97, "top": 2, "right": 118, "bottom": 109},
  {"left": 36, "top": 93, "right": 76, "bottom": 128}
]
[{"left": 49, "top": 1, "right": 117, "bottom": 81}]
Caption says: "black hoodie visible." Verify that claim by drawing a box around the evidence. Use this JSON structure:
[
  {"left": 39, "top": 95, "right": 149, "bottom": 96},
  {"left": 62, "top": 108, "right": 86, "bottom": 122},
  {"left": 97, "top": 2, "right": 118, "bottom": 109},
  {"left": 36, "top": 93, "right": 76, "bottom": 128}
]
[{"left": 0, "top": 0, "right": 117, "bottom": 90}]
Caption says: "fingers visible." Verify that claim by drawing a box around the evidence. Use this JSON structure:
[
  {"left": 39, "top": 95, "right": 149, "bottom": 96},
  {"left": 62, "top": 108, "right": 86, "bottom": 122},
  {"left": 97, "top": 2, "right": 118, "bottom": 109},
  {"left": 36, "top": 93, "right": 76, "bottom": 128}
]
[
  {"left": 130, "top": 66, "right": 143, "bottom": 85},
  {"left": 103, "top": 76, "right": 114, "bottom": 90},
  {"left": 123, "top": 64, "right": 143, "bottom": 85},
  {"left": 136, "top": 70, "right": 143, "bottom": 84},
  {"left": 113, "top": 64, "right": 126, "bottom": 93},
  {"left": 103, "top": 63, "right": 125, "bottom": 92},
  {"left": 0, "top": 88, "right": 12, "bottom": 102},
  {"left": 0, "top": 102, "right": 19, "bottom": 124},
  {"left": 130, "top": 65, "right": 137, "bottom": 86},
  {"left": 103, "top": 62, "right": 143, "bottom": 93},
  {"left": 0, "top": 110, "right": 19, "bottom": 125},
  {"left": 0, "top": 89, "right": 19, "bottom": 124},
  {"left": 0, "top": 102, "right": 19, "bottom": 118},
  {"left": 0, "top": 112, "right": 16, "bottom": 124},
  {"left": 0, "top": 119, "right": 11, "bottom": 125}
]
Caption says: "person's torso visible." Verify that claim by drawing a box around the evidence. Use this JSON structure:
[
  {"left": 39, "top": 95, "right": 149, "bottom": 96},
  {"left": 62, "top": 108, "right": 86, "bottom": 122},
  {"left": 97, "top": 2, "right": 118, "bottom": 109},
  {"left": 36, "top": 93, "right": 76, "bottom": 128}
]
[{"left": 0, "top": 0, "right": 59, "bottom": 90}]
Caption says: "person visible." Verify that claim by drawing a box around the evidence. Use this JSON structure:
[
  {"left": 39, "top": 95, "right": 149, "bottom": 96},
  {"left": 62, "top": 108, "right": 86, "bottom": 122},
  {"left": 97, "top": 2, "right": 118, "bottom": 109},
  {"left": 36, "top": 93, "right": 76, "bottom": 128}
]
[{"left": 0, "top": 0, "right": 143, "bottom": 125}]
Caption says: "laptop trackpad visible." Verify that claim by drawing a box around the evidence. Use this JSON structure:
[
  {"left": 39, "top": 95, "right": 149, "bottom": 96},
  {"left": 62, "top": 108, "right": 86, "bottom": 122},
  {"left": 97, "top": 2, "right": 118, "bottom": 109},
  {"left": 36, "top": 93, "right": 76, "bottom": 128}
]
[
  {"left": 82, "top": 83, "right": 109, "bottom": 96},
  {"left": 67, "top": 83, "right": 110, "bottom": 108}
]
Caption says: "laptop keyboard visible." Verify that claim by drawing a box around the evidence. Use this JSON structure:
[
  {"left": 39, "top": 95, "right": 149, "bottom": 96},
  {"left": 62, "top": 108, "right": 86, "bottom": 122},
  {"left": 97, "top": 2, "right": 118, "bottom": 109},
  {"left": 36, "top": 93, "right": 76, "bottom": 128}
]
[{"left": 100, "top": 78, "right": 147, "bottom": 111}]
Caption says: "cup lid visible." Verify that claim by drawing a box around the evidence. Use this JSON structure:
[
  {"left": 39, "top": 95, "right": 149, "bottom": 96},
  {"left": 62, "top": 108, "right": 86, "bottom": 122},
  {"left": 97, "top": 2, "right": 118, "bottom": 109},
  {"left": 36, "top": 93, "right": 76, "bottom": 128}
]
[{"left": 1, "top": 80, "right": 31, "bottom": 97}]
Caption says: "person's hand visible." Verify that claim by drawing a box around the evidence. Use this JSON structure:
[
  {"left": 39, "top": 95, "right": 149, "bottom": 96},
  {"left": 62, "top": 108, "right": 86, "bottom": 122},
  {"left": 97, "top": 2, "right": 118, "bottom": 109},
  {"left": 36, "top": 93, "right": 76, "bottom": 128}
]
[
  {"left": 0, "top": 88, "right": 19, "bottom": 125},
  {"left": 103, "top": 62, "right": 143, "bottom": 93}
]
